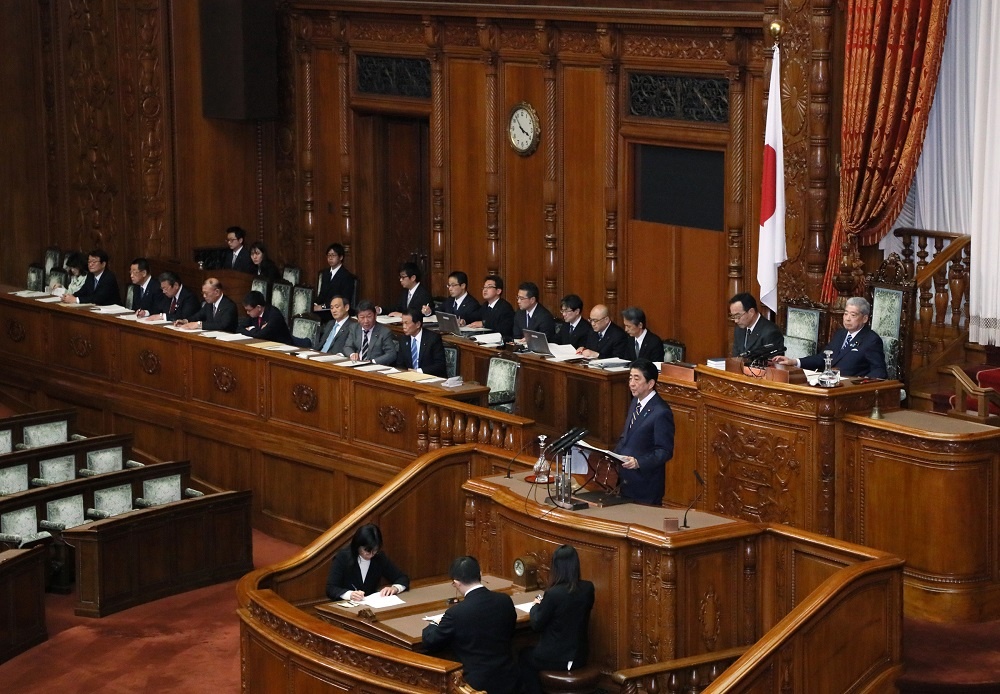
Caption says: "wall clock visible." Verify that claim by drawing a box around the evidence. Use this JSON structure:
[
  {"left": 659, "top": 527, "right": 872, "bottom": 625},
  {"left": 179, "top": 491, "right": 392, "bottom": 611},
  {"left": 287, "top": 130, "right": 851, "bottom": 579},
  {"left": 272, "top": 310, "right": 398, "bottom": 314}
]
[{"left": 508, "top": 101, "right": 540, "bottom": 156}]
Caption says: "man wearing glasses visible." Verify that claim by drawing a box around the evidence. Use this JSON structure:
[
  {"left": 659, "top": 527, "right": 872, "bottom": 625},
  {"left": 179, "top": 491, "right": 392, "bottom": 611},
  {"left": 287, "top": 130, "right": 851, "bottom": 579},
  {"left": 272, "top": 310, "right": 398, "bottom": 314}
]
[
  {"left": 60, "top": 249, "right": 121, "bottom": 306},
  {"left": 440, "top": 270, "right": 480, "bottom": 324},
  {"left": 383, "top": 262, "right": 433, "bottom": 318},
  {"left": 314, "top": 242, "right": 357, "bottom": 311},
  {"left": 554, "top": 294, "right": 592, "bottom": 349},
  {"left": 466, "top": 275, "right": 515, "bottom": 340},
  {"left": 511, "top": 281, "right": 556, "bottom": 340},
  {"left": 774, "top": 296, "right": 886, "bottom": 378},
  {"left": 728, "top": 292, "right": 785, "bottom": 358},
  {"left": 222, "top": 226, "right": 255, "bottom": 274},
  {"left": 577, "top": 304, "right": 630, "bottom": 360}
]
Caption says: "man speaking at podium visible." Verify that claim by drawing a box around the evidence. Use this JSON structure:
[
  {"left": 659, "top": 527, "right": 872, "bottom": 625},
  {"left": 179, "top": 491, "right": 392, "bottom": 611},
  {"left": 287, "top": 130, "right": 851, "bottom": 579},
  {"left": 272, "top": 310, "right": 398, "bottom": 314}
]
[{"left": 614, "top": 359, "right": 674, "bottom": 505}]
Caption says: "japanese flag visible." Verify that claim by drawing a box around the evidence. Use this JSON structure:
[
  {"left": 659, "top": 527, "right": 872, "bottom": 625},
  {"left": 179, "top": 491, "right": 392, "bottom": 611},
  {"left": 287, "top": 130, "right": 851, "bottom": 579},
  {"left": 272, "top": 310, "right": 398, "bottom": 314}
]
[{"left": 757, "top": 45, "right": 786, "bottom": 314}]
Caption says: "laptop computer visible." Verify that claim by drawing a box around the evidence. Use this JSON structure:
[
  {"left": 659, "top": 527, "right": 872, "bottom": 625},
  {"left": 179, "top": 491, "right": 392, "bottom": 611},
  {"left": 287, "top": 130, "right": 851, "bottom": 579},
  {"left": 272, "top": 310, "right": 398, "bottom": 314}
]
[
  {"left": 436, "top": 312, "right": 464, "bottom": 336},
  {"left": 522, "top": 329, "right": 554, "bottom": 355}
]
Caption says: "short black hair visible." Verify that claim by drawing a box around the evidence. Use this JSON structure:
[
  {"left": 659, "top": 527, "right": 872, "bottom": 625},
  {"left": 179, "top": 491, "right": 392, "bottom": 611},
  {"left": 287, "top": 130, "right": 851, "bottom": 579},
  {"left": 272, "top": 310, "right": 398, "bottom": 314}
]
[
  {"left": 65, "top": 252, "right": 87, "bottom": 274},
  {"left": 518, "top": 281, "right": 540, "bottom": 299},
  {"left": 630, "top": 357, "right": 659, "bottom": 383},
  {"left": 355, "top": 299, "right": 376, "bottom": 314},
  {"left": 449, "top": 271, "right": 469, "bottom": 287},
  {"left": 227, "top": 226, "right": 246, "bottom": 241},
  {"left": 329, "top": 294, "right": 350, "bottom": 308},
  {"left": 405, "top": 307, "right": 424, "bottom": 325},
  {"left": 728, "top": 292, "right": 757, "bottom": 313},
  {"left": 560, "top": 294, "right": 583, "bottom": 312},
  {"left": 130, "top": 258, "right": 150, "bottom": 272},
  {"left": 249, "top": 241, "right": 268, "bottom": 256},
  {"left": 622, "top": 306, "right": 647, "bottom": 327},
  {"left": 350, "top": 524, "right": 383, "bottom": 556},
  {"left": 89, "top": 249, "right": 109, "bottom": 263},
  {"left": 549, "top": 544, "right": 582, "bottom": 591},
  {"left": 449, "top": 555, "right": 481, "bottom": 584},
  {"left": 157, "top": 271, "right": 180, "bottom": 286},
  {"left": 327, "top": 242, "right": 345, "bottom": 257},
  {"left": 484, "top": 275, "right": 504, "bottom": 291},
  {"left": 400, "top": 262, "right": 421, "bottom": 281},
  {"left": 243, "top": 291, "right": 266, "bottom": 308}
]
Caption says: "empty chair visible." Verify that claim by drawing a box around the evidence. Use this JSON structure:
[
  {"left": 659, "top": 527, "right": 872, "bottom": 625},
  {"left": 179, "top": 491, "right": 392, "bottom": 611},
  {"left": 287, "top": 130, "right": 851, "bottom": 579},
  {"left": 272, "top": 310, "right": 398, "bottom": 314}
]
[
  {"left": 0, "top": 507, "right": 50, "bottom": 547},
  {"left": 282, "top": 265, "right": 301, "bottom": 286},
  {"left": 135, "top": 474, "right": 182, "bottom": 507},
  {"left": 661, "top": 339, "right": 685, "bottom": 364},
  {"left": 41, "top": 495, "right": 87, "bottom": 532},
  {"left": 26, "top": 264, "right": 45, "bottom": 291},
  {"left": 44, "top": 247, "right": 62, "bottom": 276},
  {"left": 444, "top": 345, "right": 459, "bottom": 379},
  {"left": 251, "top": 276, "right": 272, "bottom": 303},
  {"left": 21, "top": 420, "right": 69, "bottom": 449},
  {"left": 486, "top": 357, "right": 519, "bottom": 413},
  {"left": 0, "top": 465, "right": 29, "bottom": 496},
  {"left": 0, "top": 430, "right": 9, "bottom": 455},
  {"left": 291, "top": 316, "right": 321, "bottom": 349},
  {"left": 79, "top": 446, "right": 124, "bottom": 477},
  {"left": 89, "top": 483, "right": 134, "bottom": 519},
  {"left": 32, "top": 455, "right": 76, "bottom": 486},
  {"left": 271, "top": 281, "right": 292, "bottom": 323},
  {"left": 784, "top": 304, "right": 822, "bottom": 361},
  {"left": 291, "top": 285, "right": 314, "bottom": 318}
]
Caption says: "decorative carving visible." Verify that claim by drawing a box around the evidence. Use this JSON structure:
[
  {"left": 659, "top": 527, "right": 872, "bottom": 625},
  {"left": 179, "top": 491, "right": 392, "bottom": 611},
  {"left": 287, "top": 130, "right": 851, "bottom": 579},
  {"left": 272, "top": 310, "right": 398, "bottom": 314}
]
[
  {"left": 623, "top": 35, "right": 726, "bottom": 62},
  {"left": 292, "top": 384, "right": 317, "bottom": 412},
  {"left": 701, "top": 378, "right": 814, "bottom": 414},
  {"left": 69, "top": 335, "right": 93, "bottom": 358},
  {"left": 444, "top": 23, "right": 478, "bottom": 47},
  {"left": 355, "top": 55, "right": 431, "bottom": 98},
  {"left": 6, "top": 320, "right": 25, "bottom": 343},
  {"left": 559, "top": 30, "right": 600, "bottom": 54},
  {"left": 212, "top": 366, "right": 237, "bottom": 393},
  {"left": 499, "top": 26, "right": 536, "bottom": 51},
  {"left": 627, "top": 73, "right": 729, "bottom": 123},
  {"left": 378, "top": 405, "right": 406, "bottom": 434},
  {"left": 699, "top": 584, "right": 722, "bottom": 651},
  {"left": 711, "top": 421, "right": 801, "bottom": 524},
  {"left": 138, "top": 349, "right": 160, "bottom": 375},
  {"left": 532, "top": 382, "right": 546, "bottom": 411},
  {"left": 351, "top": 20, "right": 423, "bottom": 45}
]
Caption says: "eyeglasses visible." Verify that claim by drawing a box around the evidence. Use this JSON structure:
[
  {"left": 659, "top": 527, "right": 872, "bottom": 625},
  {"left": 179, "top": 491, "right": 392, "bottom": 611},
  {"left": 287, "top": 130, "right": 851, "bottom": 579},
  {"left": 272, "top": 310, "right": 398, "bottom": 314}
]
[
  {"left": 483, "top": 285, "right": 498, "bottom": 290},
  {"left": 226, "top": 237, "right": 239, "bottom": 243},
  {"left": 560, "top": 308, "right": 577, "bottom": 314},
  {"left": 446, "top": 282, "right": 461, "bottom": 288},
  {"left": 729, "top": 310, "right": 747, "bottom": 322},
  {"left": 588, "top": 316, "right": 609, "bottom": 324},
  {"left": 516, "top": 295, "right": 531, "bottom": 302}
]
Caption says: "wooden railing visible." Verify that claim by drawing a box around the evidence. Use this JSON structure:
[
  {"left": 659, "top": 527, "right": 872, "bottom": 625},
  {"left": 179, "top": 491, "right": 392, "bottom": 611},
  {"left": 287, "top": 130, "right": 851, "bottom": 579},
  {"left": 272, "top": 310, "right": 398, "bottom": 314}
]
[
  {"left": 613, "top": 647, "right": 747, "bottom": 694},
  {"left": 415, "top": 394, "right": 533, "bottom": 453},
  {"left": 942, "top": 364, "right": 1000, "bottom": 425},
  {"left": 894, "top": 228, "right": 971, "bottom": 371}
]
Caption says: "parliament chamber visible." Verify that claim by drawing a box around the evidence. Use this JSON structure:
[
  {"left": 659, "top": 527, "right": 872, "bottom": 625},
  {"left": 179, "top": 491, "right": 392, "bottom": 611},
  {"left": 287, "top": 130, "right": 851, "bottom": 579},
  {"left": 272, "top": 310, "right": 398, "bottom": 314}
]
[{"left": 0, "top": 0, "right": 989, "bottom": 690}]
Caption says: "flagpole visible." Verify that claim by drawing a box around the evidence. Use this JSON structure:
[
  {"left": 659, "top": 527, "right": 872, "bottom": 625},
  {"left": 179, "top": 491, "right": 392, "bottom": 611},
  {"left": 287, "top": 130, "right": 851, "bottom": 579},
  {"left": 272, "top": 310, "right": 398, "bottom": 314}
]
[{"left": 757, "top": 20, "right": 787, "bottom": 315}]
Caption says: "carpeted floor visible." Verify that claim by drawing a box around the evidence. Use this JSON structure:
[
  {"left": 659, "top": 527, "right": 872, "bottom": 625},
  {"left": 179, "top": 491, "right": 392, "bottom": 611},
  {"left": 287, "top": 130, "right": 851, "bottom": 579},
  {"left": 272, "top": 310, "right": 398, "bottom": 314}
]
[{"left": 0, "top": 530, "right": 301, "bottom": 693}]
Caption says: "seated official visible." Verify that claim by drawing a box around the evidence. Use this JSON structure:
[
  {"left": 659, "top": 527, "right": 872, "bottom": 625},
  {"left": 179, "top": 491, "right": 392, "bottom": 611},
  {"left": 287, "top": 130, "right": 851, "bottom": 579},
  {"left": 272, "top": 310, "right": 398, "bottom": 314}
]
[
  {"left": 175, "top": 277, "right": 239, "bottom": 332},
  {"left": 422, "top": 556, "right": 519, "bottom": 694},
  {"left": 345, "top": 300, "right": 398, "bottom": 365},
  {"left": 127, "top": 257, "right": 163, "bottom": 313},
  {"left": 441, "top": 270, "right": 481, "bottom": 324},
  {"left": 554, "top": 294, "right": 592, "bottom": 349},
  {"left": 60, "top": 249, "right": 121, "bottom": 306},
  {"left": 325, "top": 524, "right": 409, "bottom": 602},
  {"left": 512, "top": 281, "right": 556, "bottom": 341},
  {"left": 222, "top": 226, "right": 255, "bottom": 273},
  {"left": 518, "top": 545, "right": 595, "bottom": 694},
  {"left": 577, "top": 304, "right": 631, "bottom": 360},
  {"left": 622, "top": 306, "right": 664, "bottom": 362},
  {"left": 52, "top": 252, "right": 87, "bottom": 296},
  {"left": 466, "top": 275, "right": 515, "bottom": 340},
  {"left": 729, "top": 292, "right": 785, "bottom": 358},
  {"left": 240, "top": 290, "right": 292, "bottom": 344},
  {"left": 773, "top": 296, "right": 887, "bottom": 378},
  {"left": 314, "top": 243, "right": 357, "bottom": 311},
  {"left": 249, "top": 242, "right": 281, "bottom": 282},
  {"left": 396, "top": 309, "right": 448, "bottom": 378},
  {"left": 317, "top": 295, "right": 358, "bottom": 354},
  {"left": 383, "top": 262, "right": 433, "bottom": 317},
  {"left": 614, "top": 358, "right": 675, "bottom": 505},
  {"left": 140, "top": 271, "right": 199, "bottom": 321}
]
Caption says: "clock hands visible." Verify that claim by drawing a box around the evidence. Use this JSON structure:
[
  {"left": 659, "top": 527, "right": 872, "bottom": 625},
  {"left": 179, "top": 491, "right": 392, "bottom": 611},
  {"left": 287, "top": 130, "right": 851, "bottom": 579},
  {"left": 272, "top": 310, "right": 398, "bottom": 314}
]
[{"left": 517, "top": 118, "right": 530, "bottom": 137}]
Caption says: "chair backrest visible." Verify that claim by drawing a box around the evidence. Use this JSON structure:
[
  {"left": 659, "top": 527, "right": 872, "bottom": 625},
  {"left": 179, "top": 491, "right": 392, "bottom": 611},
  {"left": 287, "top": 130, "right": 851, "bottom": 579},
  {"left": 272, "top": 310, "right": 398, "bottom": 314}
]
[
  {"left": 865, "top": 252, "right": 915, "bottom": 385},
  {"left": 47, "top": 495, "right": 86, "bottom": 529},
  {"left": 282, "top": 265, "right": 301, "bottom": 286},
  {"left": 251, "top": 277, "right": 272, "bottom": 302},
  {"left": 125, "top": 284, "right": 136, "bottom": 310},
  {"left": 0, "top": 465, "right": 29, "bottom": 496},
  {"left": 44, "top": 247, "right": 61, "bottom": 275},
  {"left": 95, "top": 483, "right": 133, "bottom": 517},
  {"left": 271, "top": 281, "right": 292, "bottom": 322},
  {"left": 444, "top": 345, "right": 459, "bottom": 378},
  {"left": 26, "top": 264, "right": 44, "bottom": 291},
  {"left": 39, "top": 455, "right": 76, "bottom": 484},
  {"left": 47, "top": 267, "right": 68, "bottom": 290},
  {"left": 22, "top": 420, "right": 68, "bottom": 448},
  {"left": 291, "top": 285, "right": 314, "bottom": 318},
  {"left": 291, "top": 316, "right": 321, "bottom": 349},
  {"left": 85, "top": 446, "right": 124, "bottom": 475},
  {"left": 486, "top": 358, "right": 519, "bottom": 406},
  {"left": 662, "top": 340, "right": 685, "bottom": 364},
  {"left": 142, "top": 474, "right": 182, "bottom": 506},
  {"left": 1, "top": 506, "right": 37, "bottom": 539},
  {"left": 0, "top": 430, "right": 9, "bottom": 455}
]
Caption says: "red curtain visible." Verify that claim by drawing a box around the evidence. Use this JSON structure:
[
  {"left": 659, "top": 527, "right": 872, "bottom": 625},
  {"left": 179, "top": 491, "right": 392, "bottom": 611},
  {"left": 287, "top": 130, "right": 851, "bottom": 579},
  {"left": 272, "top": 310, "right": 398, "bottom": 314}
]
[{"left": 821, "top": 0, "right": 951, "bottom": 300}]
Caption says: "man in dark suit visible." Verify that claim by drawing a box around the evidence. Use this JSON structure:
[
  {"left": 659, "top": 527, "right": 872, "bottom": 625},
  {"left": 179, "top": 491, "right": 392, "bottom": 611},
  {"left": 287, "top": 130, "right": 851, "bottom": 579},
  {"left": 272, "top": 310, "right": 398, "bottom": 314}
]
[
  {"left": 622, "top": 306, "right": 665, "bottom": 362},
  {"left": 774, "top": 296, "right": 887, "bottom": 378},
  {"left": 555, "top": 294, "right": 593, "bottom": 349},
  {"left": 440, "top": 270, "right": 480, "bottom": 324},
  {"left": 317, "top": 295, "right": 358, "bottom": 354},
  {"left": 578, "top": 304, "right": 631, "bottom": 360},
  {"left": 384, "top": 262, "right": 433, "bottom": 317},
  {"left": 140, "top": 271, "right": 199, "bottom": 322},
  {"left": 127, "top": 257, "right": 162, "bottom": 313},
  {"left": 729, "top": 292, "right": 785, "bottom": 358},
  {"left": 240, "top": 290, "right": 293, "bottom": 344},
  {"left": 313, "top": 242, "right": 357, "bottom": 310},
  {"left": 614, "top": 359, "right": 675, "bottom": 505},
  {"left": 466, "top": 275, "right": 515, "bottom": 340},
  {"left": 396, "top": 309, "right": 447, "bottom": 377},
  {"left": 422, "top": 556, "right": 519, "bottom": 694},
  {"left": 345, "top": 300, "right": 399, "bottom": 365},
  {"left": 222, "top": 226, "right": 255, "bottom": 274},
  {"left": 175, "top": 277, "right": 239, "bottom": 332},
  {"left": 512, "top": 281, "right": 556, "bottom": 340},
  {"left": 61, "top": 249, "right": 121, "bottom": 306}
]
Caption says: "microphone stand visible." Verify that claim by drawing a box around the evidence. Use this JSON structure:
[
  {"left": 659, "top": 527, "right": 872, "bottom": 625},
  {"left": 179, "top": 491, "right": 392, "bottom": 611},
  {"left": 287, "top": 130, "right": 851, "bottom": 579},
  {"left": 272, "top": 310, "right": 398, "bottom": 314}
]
[{"left": 681, "top": 470, "right": 706, "bottom": 529}]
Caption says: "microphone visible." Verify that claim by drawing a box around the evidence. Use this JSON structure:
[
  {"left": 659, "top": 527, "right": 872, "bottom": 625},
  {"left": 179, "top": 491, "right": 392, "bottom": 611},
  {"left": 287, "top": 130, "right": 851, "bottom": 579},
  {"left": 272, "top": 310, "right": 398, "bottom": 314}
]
[
  {"left": 504, "top": 436, "right": 539, "bottom": 479},
  {"left": 741, "top": 343, "right": 783, "bottom": 368},
  {"left": 548, "top": 427, "right": 588, "bottom": 456},
  {"left": 681, "top": 469, "right": 706, "bottom": 529}
]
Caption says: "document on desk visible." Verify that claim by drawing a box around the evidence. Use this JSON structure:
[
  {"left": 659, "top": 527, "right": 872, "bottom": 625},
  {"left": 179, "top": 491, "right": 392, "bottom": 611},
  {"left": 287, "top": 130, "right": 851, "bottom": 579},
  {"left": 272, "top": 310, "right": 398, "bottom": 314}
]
[
  {"left": 94, "top": 304, "right": 132, "bottom": 315},
  {"left": 137, "top": 317, "right": 171, "bottom": 325},
  {"left": 12, "top": 290, "right": 49, "bottom": 298},
  {"left": 588, "top": 357, "right": 629, "bottom": 370},
  {"left": 362, "top": 593, "right": 405, "bottom": 609},
  {"left": 61, "top": 302, "right": 96, "bottom": 309},
  {"left": 310, "top": 354, "right": 349, "bottom": 363},
  {"left": 355, "top": 363, "right": 391, "bottom": 372},
  {"left": 330, "top": 359, "right": 370, "bottom": 367},
  {"left": 262, "top": 344, "right": 300, "bottom": 352},
  {"left": 208, "top": 332, "right": 253, "bottom": 342},
  {"left": 515, "top": 600, "right": 536, "bottom": 614},
  {"left": 164, "top": 323, "right": 201, "bottom": 332},
  {"left": 575, "top": 440, "right": 629, "bottom": 464},
  {"left": 295, "top": 350, "right": 321, "bottom": 359},
  {"left": 422, "top": 613, "right": 445, "bottom": 625},
  {"left": 390, "top": 371, "right": 440, "bottom": 382},
  {"left": 470, "top": 332, "right": 503, "bottom": 345},
  {"left": 546, "top": 344, "right": 589, "bottom": 362},
  {"left": 36, "top": 296, "right": 64, "bottom": 303},
  {"left": 376, "top": 315, "right": 402, "bottom": 324}
]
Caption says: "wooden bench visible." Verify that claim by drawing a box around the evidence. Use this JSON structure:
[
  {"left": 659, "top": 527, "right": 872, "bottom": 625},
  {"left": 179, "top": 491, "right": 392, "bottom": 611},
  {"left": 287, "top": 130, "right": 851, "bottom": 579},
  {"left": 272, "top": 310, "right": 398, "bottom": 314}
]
[
  {"left": 0, "top": 433, "right": 135, "bottom": 497},
  {"left": 0, "top": 546, "right": 47, "bottom": 663},
  {"left": 0, "top": 408, "right": 78, "bottom": 455}
]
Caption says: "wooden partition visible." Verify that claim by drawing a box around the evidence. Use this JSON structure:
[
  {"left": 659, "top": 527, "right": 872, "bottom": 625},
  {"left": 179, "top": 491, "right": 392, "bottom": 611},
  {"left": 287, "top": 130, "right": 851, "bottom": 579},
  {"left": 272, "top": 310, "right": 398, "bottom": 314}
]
[
  {"left": 237, "top": 444, "right": 903, "bottom": 693},
  {"left": 0, "top": 547, "right": 47, "bottom": 664}
]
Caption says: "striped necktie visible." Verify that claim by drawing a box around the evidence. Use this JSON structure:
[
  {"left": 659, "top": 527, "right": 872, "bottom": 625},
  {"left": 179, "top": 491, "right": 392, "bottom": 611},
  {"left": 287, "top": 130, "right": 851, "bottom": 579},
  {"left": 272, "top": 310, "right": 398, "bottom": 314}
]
[
  {"left": 361, "top": 331, "right": 370, "bottom": 360},
  {"left": 629, "top": 402, "right": 641, "bottom": 429},
  {"left": 410, "top": 338, "right": 419, "bottom": 369}
]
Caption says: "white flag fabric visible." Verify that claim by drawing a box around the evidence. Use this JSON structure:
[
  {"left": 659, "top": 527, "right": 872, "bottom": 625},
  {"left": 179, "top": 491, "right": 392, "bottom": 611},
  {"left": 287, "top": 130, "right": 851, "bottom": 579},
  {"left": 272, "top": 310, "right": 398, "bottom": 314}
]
[{"left": 757, "top": 44, "right": 786, "bottom": 314}]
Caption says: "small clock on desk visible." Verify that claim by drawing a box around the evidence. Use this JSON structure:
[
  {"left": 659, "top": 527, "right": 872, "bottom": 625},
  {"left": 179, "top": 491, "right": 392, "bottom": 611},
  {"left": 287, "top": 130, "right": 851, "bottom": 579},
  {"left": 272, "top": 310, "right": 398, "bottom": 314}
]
[
  {"left": 512, "top": 555, "right": 540, "bottom": 591},
  {"left": 508, "top": 101, "right": 541, "bottom": 156}
]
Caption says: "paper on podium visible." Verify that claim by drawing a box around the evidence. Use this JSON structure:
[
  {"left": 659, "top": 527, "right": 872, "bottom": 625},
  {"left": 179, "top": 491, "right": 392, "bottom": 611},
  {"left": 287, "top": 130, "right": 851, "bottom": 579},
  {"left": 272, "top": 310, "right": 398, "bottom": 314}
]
[
  {"left": 575, "top": 440, "right": 629, "bottom": 464},
  {"left": 547, "top": 343, "right": 588, "bottom": 361},
  {"left": 361, "top": 593, "right": 405, "bottom": 609},
  {"left": 376, "top": 315, "right": 402, "bottom": 324},
  {"left": 470, "top": 332, "right": 503, "bottom": 345},
  {"left": 515, "top": 600, "right": 535, "bottom": 614},
  {"left": 94, "top": 304, "right": 132, "bottom": 315}
]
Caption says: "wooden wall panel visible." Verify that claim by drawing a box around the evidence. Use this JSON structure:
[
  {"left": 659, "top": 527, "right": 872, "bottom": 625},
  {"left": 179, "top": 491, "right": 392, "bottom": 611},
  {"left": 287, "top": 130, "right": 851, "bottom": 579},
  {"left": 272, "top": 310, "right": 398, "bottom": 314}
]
[
  {"left": 258, "top": 453, "right": 339, "bottom": 537},
  {"left": 184, "top": 434, "right": 252, "bottom": 493},
  {"left": 560, "top": 65, "right": 607, "bottom": 308},
  {"left": 310, "top": 48, "right": 344, "bottom": 269}
]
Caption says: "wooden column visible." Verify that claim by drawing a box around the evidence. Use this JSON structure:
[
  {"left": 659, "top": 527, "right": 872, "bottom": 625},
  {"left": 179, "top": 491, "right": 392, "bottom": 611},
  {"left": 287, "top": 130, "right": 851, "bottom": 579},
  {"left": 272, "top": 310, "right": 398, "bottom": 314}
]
[
  {"left": 598, "top": 24, "right": 619, "bottom": 312},
  {"left": 479, "top": 19, "right": 500, "bottom": 275}
]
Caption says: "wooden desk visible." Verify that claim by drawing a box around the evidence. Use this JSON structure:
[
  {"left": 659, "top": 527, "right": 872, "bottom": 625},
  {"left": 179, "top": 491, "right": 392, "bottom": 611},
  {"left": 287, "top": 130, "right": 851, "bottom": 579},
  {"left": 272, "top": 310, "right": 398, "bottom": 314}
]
[
  {"left": 314, "top": 575, "right": 532, "bottom": 649},
  {"left": 0, "top": 547, "right": 47, "bottom": 664}
]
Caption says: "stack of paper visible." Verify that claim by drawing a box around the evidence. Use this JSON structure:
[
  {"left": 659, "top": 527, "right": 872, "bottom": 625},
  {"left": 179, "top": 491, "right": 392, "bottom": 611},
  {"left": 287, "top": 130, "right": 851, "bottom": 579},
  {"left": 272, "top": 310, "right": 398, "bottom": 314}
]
[{"left": 706, "top": 357, "right": 727, "bottom": 370}]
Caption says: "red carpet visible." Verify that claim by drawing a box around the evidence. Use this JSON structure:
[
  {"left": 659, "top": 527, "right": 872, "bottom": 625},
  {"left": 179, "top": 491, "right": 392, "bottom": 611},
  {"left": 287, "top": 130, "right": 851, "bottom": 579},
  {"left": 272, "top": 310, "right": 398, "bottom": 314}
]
[{"left": 0, "top": 530, "right": 301, "bottom": 693}]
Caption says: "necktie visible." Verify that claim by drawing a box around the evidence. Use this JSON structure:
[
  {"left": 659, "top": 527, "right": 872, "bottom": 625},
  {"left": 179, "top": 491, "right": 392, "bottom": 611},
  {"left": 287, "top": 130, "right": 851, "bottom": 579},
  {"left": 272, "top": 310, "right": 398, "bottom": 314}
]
[
  {"left": 410, "top": 338, "right": 419, "bottom": 369},
  {"left": 93, "top": 276, "right": 99, "bottom": 291},
  {"left": 842, "top": 333, "right": 853, "bottom": 350},
  {"left": 635, "top": 338, "right": 641, "bottom": 356},
  {"left": 169, "top": 296, "right": 177, "bottom": 314},
  {"left": 213, "top": 303, "right": 218, "bottom": 318},
  {"left": 257, "top": 316, "right": 263, "bottom": 329},
  {"left": 361, "top": 331, "right": 370, "bottom": 360},
  {"left": 629, "top": 402, "right": 641, "bottom": 429},
  {"left": 321, "top": 322, "right": 339, "bottom": 352},
  {"left": 745, "top": 329, "right": 751, "bottom": 351}
]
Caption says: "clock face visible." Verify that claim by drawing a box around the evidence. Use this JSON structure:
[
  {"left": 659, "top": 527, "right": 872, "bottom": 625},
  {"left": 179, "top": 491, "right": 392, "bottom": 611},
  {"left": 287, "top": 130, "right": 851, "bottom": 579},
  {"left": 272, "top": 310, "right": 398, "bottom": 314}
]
[
  {"left": 508, "top": 102, "right": 540, "bottom": 156},
  {"left": 513, "top": 558, "right": 526, "bottom": 577}
]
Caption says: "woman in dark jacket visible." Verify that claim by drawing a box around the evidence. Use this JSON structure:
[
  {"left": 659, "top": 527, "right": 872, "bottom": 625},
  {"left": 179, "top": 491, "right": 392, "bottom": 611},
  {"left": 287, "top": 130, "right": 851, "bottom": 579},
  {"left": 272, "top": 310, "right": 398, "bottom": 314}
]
[
  {"left": 249, "top": 241, "right": 281, "bottom": 282},
  {"left": 325, "top": 523, "right": 409, "bottom": 601},
  {"left": 518, "top": 544, "right": 596, "bottom": 694}
]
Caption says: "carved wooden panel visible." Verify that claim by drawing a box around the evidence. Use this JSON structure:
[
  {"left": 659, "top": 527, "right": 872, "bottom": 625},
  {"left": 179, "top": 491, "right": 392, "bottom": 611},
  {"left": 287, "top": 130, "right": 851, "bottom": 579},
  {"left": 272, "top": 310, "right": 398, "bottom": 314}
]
[
  {"left": 189, "top": 343, "right": 258, "bottom": 415},
  {"left": 61, "top": 315, "right": 116, "bottom": 380},
  {"left": 119, "top": 329, "right": 187, "bottom": 397},
  {"left": 349, "top": 380, "right": 419, "bottom": 455},
  {"left": 267, "top": 361, "right": 343, "bottom": 435}
]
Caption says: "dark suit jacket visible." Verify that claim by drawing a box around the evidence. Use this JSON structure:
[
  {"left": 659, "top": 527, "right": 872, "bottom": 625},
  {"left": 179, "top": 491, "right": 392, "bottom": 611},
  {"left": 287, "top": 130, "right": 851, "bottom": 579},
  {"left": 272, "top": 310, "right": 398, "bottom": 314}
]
[
  {"left": 390, "top": 283, "right": 433, "bottom": 315},
  {"left": 153, "top": 286, "right": 199, "bottom": 321},
  {"left": 223, "top": 247, "right": 255, "bottom": 274},
  {"left": 255, "top": 259, "right": 282, "bottom": 283},
  {"left": 317, "top": 318, "right": 358, "bottom": 354},
  {"left": 733, "top": 315, "right": 785, "bottom": 358},
  {"left": 555, "top": 319, "right": 593, "bottom": 349},
  {"left": 800, "top": 324, "right": 887, "bottom": 378},
  {"left": 614, "top": 393, "right": 675, "bottom": 505},
  {"left": 343, "top": 323, "right": 399, "bottom": 365},
  {"left": 396, "top": 328, "right": 447, "bottom": 377},
  {"left": 129, "top": 279, "right": 162, "bottom": 313},
  {"left": 325, "top": 547, "right": 409, "bottom": 600},
  {"left": 422, "top": 586, "right": 519, "bottom": 694},
  {"left": 512, "top": 303, "right": 556, "bottom": 341},
  {"left": 189, "top": 295, "right": 239, "bottom": 332},
  {"left": 527, "top": 580, "right": 595, "bottom": 667},
  {"left": 441, "top": 294, "right": 481, "bottom": 323},
  {"left": 626, "top": 330, "right": 665, "bottom": 362},
  {"left": 583, "top": 321, "right": 631, "bottom": 360},
  {"left": 478, "top": 298, "right": 516, "bottom": 340},
  {"left": 74, "top": 270, "right": 121, "bottom": 306},
  {"left": 240, "top": 305, "right": 292, "bottom": 344},
  {"left": 316, "top": 266, "right": 357, "bottom": 307}
]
